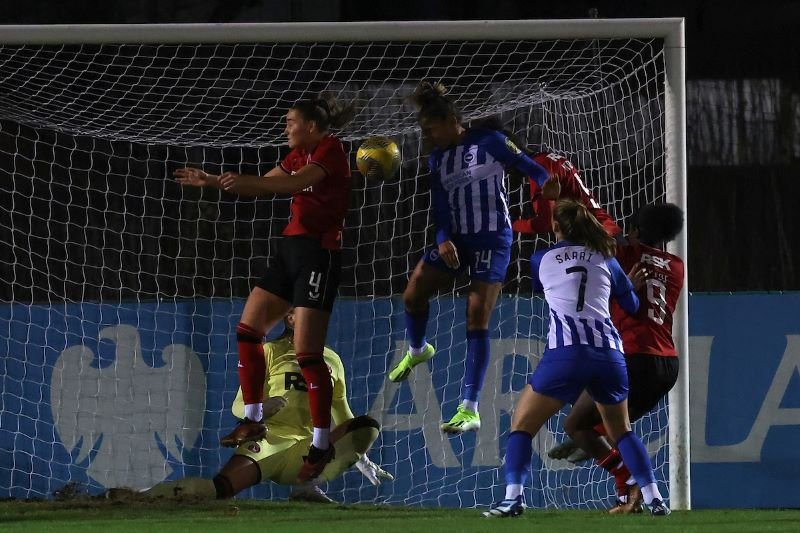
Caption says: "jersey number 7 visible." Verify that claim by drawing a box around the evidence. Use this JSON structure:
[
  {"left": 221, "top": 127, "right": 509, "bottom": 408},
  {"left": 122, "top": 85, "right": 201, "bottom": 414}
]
[{"left": 565, "top": 266, "right": 588, "bottom": 312}]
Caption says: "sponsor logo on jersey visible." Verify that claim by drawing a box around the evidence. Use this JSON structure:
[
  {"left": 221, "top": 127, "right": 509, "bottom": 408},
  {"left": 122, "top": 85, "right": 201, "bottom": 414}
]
[
  {"left": 641, "top": 253, "right": 671, "bottom": 270},
  {"left": 505, "top": 137, "right": 521, "bottom": 155}
]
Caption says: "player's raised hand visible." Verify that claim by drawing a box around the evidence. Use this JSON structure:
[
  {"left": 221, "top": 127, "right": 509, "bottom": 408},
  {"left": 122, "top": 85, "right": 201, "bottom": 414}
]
[
  {"left": 438, "top": 240, "right": 460, "bottom": 269},
  {"left": 355, "top": 455, "right": 394, "bottom": 486},
  {"left": 174, "top": 167, "right": 218, "bottom": 187},
  {"left": 628, "top": 262, "right": 647, "bottom": 291},
  {"left": 541, "top": 177, "right": 561, "bottom": 200}
]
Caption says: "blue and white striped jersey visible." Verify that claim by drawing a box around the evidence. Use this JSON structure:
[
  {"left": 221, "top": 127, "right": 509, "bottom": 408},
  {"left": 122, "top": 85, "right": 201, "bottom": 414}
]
[
  {"left": 531, "top": 241, "right": 639, "bottom": 351},
  {"left": 429, "top": 128, "right": 548, "bottom": 245}
]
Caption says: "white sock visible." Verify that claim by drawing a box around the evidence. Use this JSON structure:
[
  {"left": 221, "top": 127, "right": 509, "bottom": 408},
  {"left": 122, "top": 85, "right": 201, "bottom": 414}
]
[
  {"left": 312, "top": 427, "right": 330, "bottom": 450},
  {"left": 505, "top": 484, "right": 523, "bottom": 500},
  {"left": 640, "top": 482, "right": 662, "bottom": 505},
  {"left": 244, "top": 403, "right": 263, "bottom": 422},
  {"left": 462, "top": 399, "right": 479, "bottom": 412},
  {"left": 409, "top": 344, "right": 426, "bottom": 356}
]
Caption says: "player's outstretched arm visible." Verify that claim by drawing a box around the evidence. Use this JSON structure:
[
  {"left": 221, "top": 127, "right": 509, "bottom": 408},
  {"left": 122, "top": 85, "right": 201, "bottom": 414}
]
[
  {"left": 173, "top": 167, "right": 222, "bottom": 188},
  {"left": 219, "top": 164, "right": 325, "bottom": 196}
]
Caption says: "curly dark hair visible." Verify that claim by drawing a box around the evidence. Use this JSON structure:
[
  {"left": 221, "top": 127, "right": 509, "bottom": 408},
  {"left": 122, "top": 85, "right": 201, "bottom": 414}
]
[{"left": 635, "top": 203, "right": 684, "bottom": 245}]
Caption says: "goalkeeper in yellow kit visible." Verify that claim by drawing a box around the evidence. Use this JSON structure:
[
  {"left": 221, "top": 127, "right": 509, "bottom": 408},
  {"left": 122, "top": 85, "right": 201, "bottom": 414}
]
[{"left": 144, "top": 308, "right": 392, "bottom": 502}]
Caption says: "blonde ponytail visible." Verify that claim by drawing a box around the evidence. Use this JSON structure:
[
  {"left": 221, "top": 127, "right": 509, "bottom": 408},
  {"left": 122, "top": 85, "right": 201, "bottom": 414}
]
[{"left": 553, "top": 199, "right": 615, "bottom": 257}]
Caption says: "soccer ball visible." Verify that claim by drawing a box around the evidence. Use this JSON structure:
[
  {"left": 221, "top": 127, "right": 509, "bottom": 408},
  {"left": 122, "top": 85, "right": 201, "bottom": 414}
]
[{"left": 355, "top": 136, "right": 400, "bottom": 181}]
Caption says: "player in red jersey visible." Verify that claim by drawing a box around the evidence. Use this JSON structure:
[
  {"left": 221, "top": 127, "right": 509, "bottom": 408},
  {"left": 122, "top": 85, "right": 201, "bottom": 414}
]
[
  {"left": 512, "top": 151, "right": 622, "bottom": 238},
  {"left": 548, "top": 202, "right": 685, "bottom": 513},
  {"left": 174, "top": 93, "right": 355, "bottom": 482}
]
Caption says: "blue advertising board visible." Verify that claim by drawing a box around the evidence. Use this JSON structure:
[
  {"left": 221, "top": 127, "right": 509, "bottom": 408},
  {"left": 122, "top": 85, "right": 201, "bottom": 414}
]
[
  {"left": 1, "top": 293, "right": 798, "bottom": 508},
  {"left": 689, "top": 293, "right": 800, "bottom": 508}
]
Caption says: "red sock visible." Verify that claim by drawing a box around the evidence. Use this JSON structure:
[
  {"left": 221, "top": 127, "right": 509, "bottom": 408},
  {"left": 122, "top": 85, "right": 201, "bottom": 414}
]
[
  {"left": 296, "top": 352, "right": 332, "bottom": 429},
  {"left": 593, "top": 422, "right": 608, "bottom": 437},
  {"left": 597, "top": 448, "right": 632, "bottom": 497},
  {"left": 236, "top": 323, "right": 265, "bottom": 406}
]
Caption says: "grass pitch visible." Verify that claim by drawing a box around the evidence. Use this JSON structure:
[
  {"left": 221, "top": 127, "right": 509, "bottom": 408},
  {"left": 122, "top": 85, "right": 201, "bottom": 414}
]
[{"left": 2, "top": 498, "right": 798, "bottom": 532}]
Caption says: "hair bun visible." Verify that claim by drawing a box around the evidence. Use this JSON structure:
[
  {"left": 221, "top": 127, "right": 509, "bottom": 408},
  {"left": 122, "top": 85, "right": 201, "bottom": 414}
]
[{"left": 411, "top": 80, "right": 448, "bottom": 109}]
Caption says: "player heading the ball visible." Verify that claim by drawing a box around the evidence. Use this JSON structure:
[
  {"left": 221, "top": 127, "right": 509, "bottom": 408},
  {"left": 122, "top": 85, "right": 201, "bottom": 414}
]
[{"left": 388, "top": 80, "right": 550, "bottom": 434}]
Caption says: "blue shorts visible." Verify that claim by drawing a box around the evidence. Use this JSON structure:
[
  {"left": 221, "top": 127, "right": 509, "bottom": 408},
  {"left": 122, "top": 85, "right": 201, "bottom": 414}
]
[
  {"left": 529, "top": 345, "right": 629, "bottom": 405},
  {"left": 423, "top": 233, "right": 511, "bottom": 283}
]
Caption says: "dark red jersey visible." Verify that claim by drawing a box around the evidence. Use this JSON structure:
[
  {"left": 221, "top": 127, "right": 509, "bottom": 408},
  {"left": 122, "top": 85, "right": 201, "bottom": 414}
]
[
  {"left": 279, "top": 134, "right": 351, "bottom": 250},
  {"left": 511, "top": 178, "right": 555, "bottom": 234},
  {"left": 512, "top": 152, "right": 621, "bottom": 237},
  {"left": 611, "top": 241, "right": 685, "bottom": 357}
]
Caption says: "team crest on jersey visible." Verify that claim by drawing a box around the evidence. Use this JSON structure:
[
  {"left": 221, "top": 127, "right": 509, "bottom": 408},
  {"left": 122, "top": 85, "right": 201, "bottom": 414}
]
[
  {"left": 463, "top": 151, "right": 475, "bottom": 164},
  {"left": 505, "top": 137, "right": 521, "bottom": 155},
  {"left": 248, "top": 442, "right": 261, "bottom": 454}
]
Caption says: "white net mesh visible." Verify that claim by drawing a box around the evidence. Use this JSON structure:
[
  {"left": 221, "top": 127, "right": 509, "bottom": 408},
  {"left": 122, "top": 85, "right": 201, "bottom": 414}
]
[{"left": 0, "top": 34, "right": 668, "bottom": 507}]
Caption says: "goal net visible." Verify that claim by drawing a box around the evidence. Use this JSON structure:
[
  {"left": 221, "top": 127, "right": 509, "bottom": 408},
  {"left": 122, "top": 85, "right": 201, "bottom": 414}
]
[{"left": 0, "top": 22, "right": 681, "bottom": 508}]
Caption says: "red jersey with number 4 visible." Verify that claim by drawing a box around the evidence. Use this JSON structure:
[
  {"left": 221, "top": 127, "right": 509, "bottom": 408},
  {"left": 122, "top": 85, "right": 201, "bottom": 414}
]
[
  {"left": 513, "top": 152, "right": 621, "bottom": 237},
  {"left": 279, "top": 134, "right": 351, "bottom": 250},
  {"left": 611, "top": 241, "right": 684, "bottom": 357}
]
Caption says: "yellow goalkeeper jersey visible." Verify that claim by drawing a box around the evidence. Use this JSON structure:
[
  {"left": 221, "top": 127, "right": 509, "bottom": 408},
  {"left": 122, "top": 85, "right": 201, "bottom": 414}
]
[{"left": 231, "top": 336, "right": 354, "bottom": 439}]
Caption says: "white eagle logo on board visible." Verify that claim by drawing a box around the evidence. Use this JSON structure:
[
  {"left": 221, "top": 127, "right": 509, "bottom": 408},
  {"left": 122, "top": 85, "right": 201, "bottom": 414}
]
[{"left": 50, "top": 325, "right": 206, "bottom": 490}]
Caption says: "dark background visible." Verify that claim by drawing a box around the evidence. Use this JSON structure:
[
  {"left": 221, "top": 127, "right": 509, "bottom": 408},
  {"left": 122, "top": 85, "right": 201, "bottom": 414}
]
[{"left": 0, "top": 0, "right": 797, "bottom": 295}]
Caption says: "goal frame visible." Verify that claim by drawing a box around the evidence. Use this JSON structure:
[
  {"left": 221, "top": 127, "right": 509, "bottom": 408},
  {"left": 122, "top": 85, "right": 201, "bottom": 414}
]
[{"left": 0, "top": 18, "right": 689, "bottom": 510}]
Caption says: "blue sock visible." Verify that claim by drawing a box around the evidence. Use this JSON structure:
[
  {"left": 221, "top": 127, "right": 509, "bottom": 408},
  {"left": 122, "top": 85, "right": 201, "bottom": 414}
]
[
  {"left": 463, "top": 329, "right": 490, "bottom": 402},
  {"left": 616, "top": 431, "right": 656, "bottom": 486},
  {"left": 504, "top": 430, "right": 532, "bottom": 485},
  {"left": 405, "top": 307, "right": 429, "bottom": 350}
]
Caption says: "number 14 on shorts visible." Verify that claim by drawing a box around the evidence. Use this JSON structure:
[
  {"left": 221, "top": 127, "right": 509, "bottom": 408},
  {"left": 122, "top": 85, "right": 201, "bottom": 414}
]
[{"left": 473, "top": 250, "right": 492, "bottom": 273}]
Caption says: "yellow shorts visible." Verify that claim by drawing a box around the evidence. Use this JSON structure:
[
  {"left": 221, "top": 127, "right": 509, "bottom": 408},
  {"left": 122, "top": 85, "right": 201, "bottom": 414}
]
[{"left": 234, "top": 424, "right": 377, "bottom": 485}]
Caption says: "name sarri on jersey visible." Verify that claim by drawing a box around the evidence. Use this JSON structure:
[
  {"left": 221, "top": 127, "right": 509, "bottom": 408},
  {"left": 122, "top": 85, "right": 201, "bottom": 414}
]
[{"left": 553, "top": 249, "right": 596, "bottom": 264}]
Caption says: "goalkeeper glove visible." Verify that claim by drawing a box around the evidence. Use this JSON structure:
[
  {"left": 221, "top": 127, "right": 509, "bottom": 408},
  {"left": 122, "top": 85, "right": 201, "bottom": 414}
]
[
  {"left": 355, "top": 455, "right": 394, "bottom": 486},
  {"left": 263, "top": 396, "right": 288, "bottom": 419}
]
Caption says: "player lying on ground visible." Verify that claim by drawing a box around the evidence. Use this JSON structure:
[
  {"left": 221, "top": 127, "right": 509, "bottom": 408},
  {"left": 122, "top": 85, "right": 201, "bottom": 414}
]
[
  {"left": 388, "top": 81, "right": 550, "bottom": 434},
  {"left": 484, "top": 199, "right": 669, "bottom": 518},
  {"left": 547, "top": 203, "right": 685, "bottom": 513},
  {"left": 143, "top": 309, "right": 392, "bottom": 503}
]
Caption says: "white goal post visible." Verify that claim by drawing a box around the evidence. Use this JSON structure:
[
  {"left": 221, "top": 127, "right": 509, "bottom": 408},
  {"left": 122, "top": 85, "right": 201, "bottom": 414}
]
[{"left": 0, "top": 19, "right": 688, "bottom": 509}]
